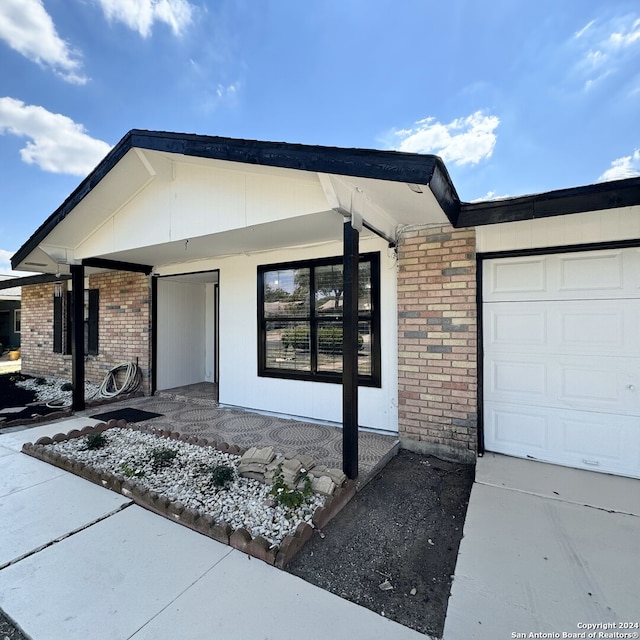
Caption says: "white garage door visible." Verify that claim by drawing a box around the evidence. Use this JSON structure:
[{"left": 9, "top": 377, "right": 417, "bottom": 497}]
[{"left": 483, "top": 248, "right": 640, "bottom": 478}]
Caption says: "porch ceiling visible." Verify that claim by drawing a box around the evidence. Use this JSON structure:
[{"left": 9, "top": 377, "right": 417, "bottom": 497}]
[{"left": 12, "top": 130, "right": 459, "bottom": 275}]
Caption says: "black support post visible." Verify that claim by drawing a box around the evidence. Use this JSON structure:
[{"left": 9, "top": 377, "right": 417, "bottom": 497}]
[
  {"left": 342, "top": 219, "right": 360, "bottom": 480},
  {"left": 70, "top": 264, "right": 85, "bottom": 411}
]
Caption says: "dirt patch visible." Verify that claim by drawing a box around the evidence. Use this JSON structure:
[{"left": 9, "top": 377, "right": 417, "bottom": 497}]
[
  {"left": 287, "top": 449, "right": 474, "bottom": 639},
  {"left": 0, "top": 373, "right": 36, "bottom": 411}
]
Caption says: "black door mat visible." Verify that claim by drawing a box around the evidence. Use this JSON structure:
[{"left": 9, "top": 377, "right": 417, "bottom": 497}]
[{"left": 91, "top": 408, "right": 163, "bottom": 423}]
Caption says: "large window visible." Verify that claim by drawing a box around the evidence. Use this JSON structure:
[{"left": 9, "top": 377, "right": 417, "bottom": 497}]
[{"left": 258, "top": 252, "right": 380, "bottom": 386}]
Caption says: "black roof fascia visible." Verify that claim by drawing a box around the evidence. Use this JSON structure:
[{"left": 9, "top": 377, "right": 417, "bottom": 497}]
[
  {"left": 0, "top": 273, "right": 71, "bottom": 291},
  {"left": 457, "top": 176, "right": 640, "bottom": 227},
  {"left": 12, "top": 130, "right": 459, "bottom": 269},
  {"left": 82, "top": 257, "right": 153, "bottom": 275}
]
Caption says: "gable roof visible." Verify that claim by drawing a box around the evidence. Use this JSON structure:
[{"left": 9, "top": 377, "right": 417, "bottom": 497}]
[
  {"left": 11, "top": 130, "right": 459, "bottom": 271},
  {"left": 11, "top": 129, "right": 640, "bottom": 272}
]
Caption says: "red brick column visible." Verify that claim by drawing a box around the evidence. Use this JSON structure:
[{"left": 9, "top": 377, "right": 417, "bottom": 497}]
[{"left": 397, "top": 225, "right": 477, "bottom": 462}]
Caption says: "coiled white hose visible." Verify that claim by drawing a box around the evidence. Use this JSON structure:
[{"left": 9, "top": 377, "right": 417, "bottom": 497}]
[{"left": 46, "top": 361, "right": 141, "bottom": 408}]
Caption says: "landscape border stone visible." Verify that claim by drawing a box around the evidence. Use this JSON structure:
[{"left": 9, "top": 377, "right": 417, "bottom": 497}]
[{"left": 21, "top": 420, "right": 356, "bottom": 567}]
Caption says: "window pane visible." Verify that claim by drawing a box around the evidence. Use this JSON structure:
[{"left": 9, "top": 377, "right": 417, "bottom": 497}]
[
  {"left": 315, "top": 321, "right": 372, "bottom": 375},
  {"left": 316, "top": 321, "right": 343, "bottom": 373},
  {"left": 358, "top": 261, "right": 372, "bottom": 312},
  {"left": 264, "top": 268, "right": 310, "bottom": 318},
  {"left": 265, "top": 321, "right": 311, "bottom": 371},
  {"left": 357, "top": 320, "right": 372, "bottom": 376},
  {"left": 315, "top": 264, "right": 343, "bottom": 316}
]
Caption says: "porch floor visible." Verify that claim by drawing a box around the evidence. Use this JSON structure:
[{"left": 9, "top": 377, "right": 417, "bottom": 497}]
[{"left": 77, "top": 383, "right": 398, "bottom": 486}]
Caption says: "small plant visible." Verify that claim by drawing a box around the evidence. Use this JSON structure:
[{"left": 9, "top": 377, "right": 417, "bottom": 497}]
[
  {"left": 119, "top": 461, "right": 145, "bottom": 478},
  {"left": 150, "top": 447, "right": 178, "bottom": 472},
  {"left": 83, "top": 432, "right": 108, "bottom": 450},
  {"left": 60, "top": 382, "right": 73, "bottom": 392},
  {"left": 269, "top": 462, "right": 313, "bottom": 511},
  {"left": 197, "top": 463, "right": 235, "bottom": 489}
]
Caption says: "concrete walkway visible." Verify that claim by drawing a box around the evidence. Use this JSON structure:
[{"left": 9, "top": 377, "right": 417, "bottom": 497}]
[
  {"left": 0, "top": 419, "right": 427, "bottom": 640},
  {"left": 443, "top": 453, "right": 640, "bottom": 640}
]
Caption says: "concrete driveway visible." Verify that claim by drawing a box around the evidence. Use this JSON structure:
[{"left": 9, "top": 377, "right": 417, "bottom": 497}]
[{"left": 443, "top": 453, "right": 640, "bottom": 640}]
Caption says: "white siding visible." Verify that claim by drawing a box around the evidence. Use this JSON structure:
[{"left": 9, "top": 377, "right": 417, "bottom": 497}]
[
  {"left": 75, "top": 162, "right": 330, "bottom": 260},
  {"left": 477, "top": 206, "right": 640, "bottom": 253}
]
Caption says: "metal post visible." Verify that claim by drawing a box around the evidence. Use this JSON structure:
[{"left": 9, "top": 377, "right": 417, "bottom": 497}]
[
  {"left": 342, "top": 219, "right": 359, "bottom": 479},
  {"left": 70, "top": 264, "right": 85, "bottom": 411}
]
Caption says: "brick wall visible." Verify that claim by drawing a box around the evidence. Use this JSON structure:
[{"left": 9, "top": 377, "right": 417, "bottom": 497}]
[
  {"left": 397, "top": 224, "right": 477, "bottom": 462},
  {"left": 21, "top": 272, "right": 152, "bottom": 394}
]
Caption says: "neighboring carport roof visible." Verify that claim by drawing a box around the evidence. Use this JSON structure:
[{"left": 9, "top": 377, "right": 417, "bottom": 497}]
[
  {"left": 459, "top": 175, "right": 640, "bottom": 227},
  {"left": 0, "top": 273, "right": 71, "bottom": 291},
  {"left": 11, "top": 129, "right": 460, "bottom": 271}
]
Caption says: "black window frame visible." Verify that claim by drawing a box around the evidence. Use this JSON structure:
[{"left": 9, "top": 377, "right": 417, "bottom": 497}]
[
  {"left": 257, "top": 252, "right": 381, "bottom": 387},
  {"left": 53, "top": 288, "right": 99, "bottom": 356}
]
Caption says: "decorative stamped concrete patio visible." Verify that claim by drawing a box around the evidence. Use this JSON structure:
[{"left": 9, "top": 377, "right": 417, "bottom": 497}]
[{"left": 75, "top": 382, "right": 399, "bottom": 486}]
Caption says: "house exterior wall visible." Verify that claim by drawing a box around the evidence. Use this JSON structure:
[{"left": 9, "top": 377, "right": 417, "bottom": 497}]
[
  {"left": 21, "top": 272, "right": 151, "bottom": 394},
  {"left": 156, "top": 234, "right": 399, "bottom": 432},
  {"left": 397, "top": 224, "right": 477, "bottom": 462}
]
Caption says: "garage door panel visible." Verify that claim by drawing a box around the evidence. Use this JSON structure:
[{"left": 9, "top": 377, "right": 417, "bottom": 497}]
[
  {"left": 486, "top": 300, "right": 638, "bottom": 357},
  {"left": 486, "top": 258, "right": 547, "bottom": 297},
  {"left": 561, "top": 419, "right": 622, "bottom": 462},
  {"left": 486, "top": 354, "right": 638, "bottom": 414},
  {"left": 488, "top": 309, "right": 547, "bottom": 346},
  {"left": 488, "top": 359, "right": 548, "bottom": 400},
  {"left": 558, "top": 252, "right": 624, "bottom": 292},
  {"left": 560, "top": 310, "right": 624, "bottom": 349},
  {"left": 485, "top": 249, "right": 640, "bottom": 302},
  {"left": 485, "top": 402, "right": 639, "bottom": 478},
  {"left": 483, "top": 248, "right": 640, "bottom": 479},
  {"left": 489, "top": 406, "right": 549, "bottom": 450},
  {"left": 559, "top": 362, "right": 633, "bottom": 410}
]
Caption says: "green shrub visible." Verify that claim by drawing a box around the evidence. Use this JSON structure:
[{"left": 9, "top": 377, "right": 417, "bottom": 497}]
[
  {"left": 83, "top": 432, "right": 108, "bottom": 450},
  {"left": 269, "top": 462, "right": 313, "bottom": 511},
  {"left": 196, "top": 463, "right": 235, "bottom": 489},
  {"left": 281, "top": 326, "right": 363, "bottom": 354},
  {"left": 119, "top": 461, "right": 145, "bottom": 478},
  {"left": 150, "top": 447, "right": 177, "bottom": 472},
  {"left": 281, "top": 326, "right": 310, "bottom": 351}
]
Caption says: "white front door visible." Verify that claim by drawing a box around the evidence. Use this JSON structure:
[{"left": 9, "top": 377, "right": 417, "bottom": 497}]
[{"left": 483, "top": 248, "right": 640, "bottom": 478}]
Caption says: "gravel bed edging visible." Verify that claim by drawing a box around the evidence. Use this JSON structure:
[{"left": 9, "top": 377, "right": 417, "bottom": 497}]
[{"left": 21, "top": 420, "right": 356, "bottom": 568}]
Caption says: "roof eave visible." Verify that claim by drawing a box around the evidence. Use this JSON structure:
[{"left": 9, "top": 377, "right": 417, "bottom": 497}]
[
  {"left": 457, "top": 176, "right": 640, "bottom": 227},
  {"left": 12, "top": 130, "right": 460, "bottom": 270}
]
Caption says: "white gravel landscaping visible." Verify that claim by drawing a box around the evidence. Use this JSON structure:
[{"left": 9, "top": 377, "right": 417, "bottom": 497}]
[
  {"left": 49, "top": 427, "right": 326, "bottom": 545},
  {"left": 16, "top": 376, "right": 100, "bottom": 407}
]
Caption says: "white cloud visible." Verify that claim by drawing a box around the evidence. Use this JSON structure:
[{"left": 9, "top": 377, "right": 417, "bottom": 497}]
[
  {"left": 0, "top": 0, "right": 87, "bottom": 84},
  {"left": 470, "top": 190, "right": 513, "bottom": 202},
  {"left": 96, "top": 0, "right": 194, "bottom": 38},
  {"left": 391, "top": 111, "right": 499, "bottom": 166},
  {"left": 598, "top": 149, "right": 640, "bottom": 182},
  {"left": 0, "top": 249, "right": 35, "bottom": 277},
  {"left": 0, "top": 97, "right": 112, "bottom": 176},
  {"left": 574, "top": 15, "right": 640, "bottom": 89}
]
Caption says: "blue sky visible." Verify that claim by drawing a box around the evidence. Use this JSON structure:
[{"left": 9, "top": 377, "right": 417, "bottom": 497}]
[{"left": 1, "top": 0, "right": 640, "bottom": 274}]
